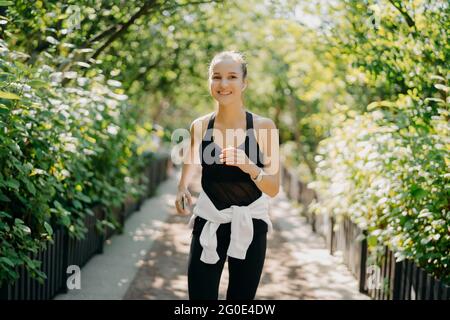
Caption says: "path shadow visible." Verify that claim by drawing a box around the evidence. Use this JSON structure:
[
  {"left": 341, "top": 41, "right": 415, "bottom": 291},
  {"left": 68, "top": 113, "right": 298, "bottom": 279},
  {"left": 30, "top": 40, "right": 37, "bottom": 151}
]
[{"left": 123, "top": 167, "right": 367, "bottom": 300}]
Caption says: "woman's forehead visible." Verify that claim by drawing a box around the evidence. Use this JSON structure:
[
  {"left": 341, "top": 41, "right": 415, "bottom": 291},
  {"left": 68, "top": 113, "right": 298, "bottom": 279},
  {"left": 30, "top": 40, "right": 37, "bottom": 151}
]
[{"left": 211, "top": 58, "right": 241, "bottom": 74}]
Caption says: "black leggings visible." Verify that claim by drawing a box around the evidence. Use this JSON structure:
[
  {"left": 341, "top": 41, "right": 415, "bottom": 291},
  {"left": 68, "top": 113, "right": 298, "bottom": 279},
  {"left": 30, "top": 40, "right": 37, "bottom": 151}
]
[{"left": 187, "top": 225, "right": 267, "bottom": 300}]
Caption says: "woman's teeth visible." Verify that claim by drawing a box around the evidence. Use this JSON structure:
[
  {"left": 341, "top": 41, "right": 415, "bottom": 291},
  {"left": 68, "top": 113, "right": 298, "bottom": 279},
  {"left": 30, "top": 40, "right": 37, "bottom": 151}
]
[{"left": 219, "top": 91, "right": 232, "bottom": 95}]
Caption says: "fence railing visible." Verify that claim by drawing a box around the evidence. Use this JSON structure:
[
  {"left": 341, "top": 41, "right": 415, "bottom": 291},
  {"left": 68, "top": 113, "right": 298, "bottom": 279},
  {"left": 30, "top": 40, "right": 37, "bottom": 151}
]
[
  {"left": 0, "top": 153, "right": 172, "bottom": 300},
  {"left": 281, "top": 163, "right": 449, "bottom": 300}
]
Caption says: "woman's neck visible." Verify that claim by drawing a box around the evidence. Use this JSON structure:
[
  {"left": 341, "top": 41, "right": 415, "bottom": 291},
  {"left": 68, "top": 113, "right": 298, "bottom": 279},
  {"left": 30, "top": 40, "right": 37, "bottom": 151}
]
[{"left": 215, "top": 101, "right": 246, "bottom": 127}]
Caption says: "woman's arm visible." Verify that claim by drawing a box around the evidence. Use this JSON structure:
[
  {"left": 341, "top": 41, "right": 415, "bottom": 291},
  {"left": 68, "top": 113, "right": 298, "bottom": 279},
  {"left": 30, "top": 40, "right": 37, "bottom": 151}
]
[
  {"left": 247, "top": 118, "right": 280, "bottom": 197},
  {"left": 219, "top": 117, "right": 280, "bottom": 197},
  {"left": 175, "top": 118, "right": 203, "bottom": 214}
]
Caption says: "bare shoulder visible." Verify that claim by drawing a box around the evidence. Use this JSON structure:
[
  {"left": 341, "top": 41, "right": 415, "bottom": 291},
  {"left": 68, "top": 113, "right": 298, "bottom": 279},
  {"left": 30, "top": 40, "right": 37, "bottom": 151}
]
[
  {"left": 251, "top": 112, "right": 277, "bottom": 130},
  {"left": 190, "top": 112, "right": 215, "bottom": 139},
  {"left": 249, "top": 112, "right": 278, "bottom": 153}
]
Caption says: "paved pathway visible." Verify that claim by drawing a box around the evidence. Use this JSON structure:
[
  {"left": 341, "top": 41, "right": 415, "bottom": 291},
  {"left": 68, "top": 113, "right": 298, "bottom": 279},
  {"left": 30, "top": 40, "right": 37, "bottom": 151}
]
[{"left": 55, "top": 167, "right": 368, "bottom": 300}]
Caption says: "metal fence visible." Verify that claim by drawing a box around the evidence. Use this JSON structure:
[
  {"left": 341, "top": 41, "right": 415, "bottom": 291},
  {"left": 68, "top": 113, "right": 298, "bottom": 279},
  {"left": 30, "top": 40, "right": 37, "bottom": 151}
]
[
  {"left": 281, "top": 163, "right": 449, "bottom": 300},
  {"left": 0, "top": 153, "right": 171, "bottom": 300}
]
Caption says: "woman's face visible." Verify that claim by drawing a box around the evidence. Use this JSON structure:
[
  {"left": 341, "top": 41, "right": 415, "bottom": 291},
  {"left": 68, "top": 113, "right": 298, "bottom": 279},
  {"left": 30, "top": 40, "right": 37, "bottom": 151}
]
[{"left": 209, "top": 58, "right": 247, "bottom": 104}]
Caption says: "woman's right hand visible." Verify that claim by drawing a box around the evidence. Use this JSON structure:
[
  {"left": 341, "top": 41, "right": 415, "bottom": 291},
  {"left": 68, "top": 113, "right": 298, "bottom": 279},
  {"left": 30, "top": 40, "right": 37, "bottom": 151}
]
[{"left": 175, "top": 186, "right": 193, "bottom": 215}]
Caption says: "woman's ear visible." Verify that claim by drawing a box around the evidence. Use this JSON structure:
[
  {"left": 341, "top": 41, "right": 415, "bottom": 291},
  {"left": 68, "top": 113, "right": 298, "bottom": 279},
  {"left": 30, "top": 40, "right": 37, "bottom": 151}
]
[{"left": 242, "top": 78, "right": 248, "bottom": 92}]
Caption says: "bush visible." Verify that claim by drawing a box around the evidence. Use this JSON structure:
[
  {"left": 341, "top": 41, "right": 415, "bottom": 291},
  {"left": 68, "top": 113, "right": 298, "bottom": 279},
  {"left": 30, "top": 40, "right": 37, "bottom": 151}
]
[
  {"left": 309, "top": 85, "right": 449, "bottom": 283},
  {"left": 0, "top": 40, "right": 150, "bottom": 286}
]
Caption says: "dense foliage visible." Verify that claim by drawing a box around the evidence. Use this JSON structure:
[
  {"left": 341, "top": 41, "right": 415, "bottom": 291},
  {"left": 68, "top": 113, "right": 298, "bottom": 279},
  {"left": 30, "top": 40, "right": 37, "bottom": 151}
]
[
  {"left": 307, "top": 0, "right": 449, "bottom": 282},
  {"left": 0, "top": 0, "right": 448, "bottom": 285}
]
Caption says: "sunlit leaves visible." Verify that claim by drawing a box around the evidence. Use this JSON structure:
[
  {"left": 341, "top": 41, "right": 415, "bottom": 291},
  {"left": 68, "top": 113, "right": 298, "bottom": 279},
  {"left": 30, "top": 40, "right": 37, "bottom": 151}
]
[
  {"left": 0, "top": 91, "right": 20, "bottom": 99},
  {"left": 0, "top": 40, "right": 151, "bottom": 285}
]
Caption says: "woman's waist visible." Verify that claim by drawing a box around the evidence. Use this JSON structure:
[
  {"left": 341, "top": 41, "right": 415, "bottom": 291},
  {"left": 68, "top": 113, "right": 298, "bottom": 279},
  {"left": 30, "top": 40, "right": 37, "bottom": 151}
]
[
  {"left": 201, "top": 167, "right": 258, "bottom": 184},
  {"left": 200, "top": 184, "right": 262, "bottom": 209},
  {"left": 192, "top": 216, "right": 268, "bottom": 236}
]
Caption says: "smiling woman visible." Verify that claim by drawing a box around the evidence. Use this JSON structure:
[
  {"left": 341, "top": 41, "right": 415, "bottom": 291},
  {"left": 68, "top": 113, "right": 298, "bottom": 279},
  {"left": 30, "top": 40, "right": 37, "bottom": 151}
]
[
  {"left": 175, "top": 50, "right": 280, "bottom": 300},
  {"left": 208, "top": 51, "right": 248, "bottom": 104}
]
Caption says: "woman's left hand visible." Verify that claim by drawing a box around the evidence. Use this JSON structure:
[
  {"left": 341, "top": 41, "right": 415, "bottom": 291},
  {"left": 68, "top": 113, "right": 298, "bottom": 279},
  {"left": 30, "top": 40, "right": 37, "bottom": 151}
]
[{"left": 219, "top": 147, "right": 256, "bottom": 175}]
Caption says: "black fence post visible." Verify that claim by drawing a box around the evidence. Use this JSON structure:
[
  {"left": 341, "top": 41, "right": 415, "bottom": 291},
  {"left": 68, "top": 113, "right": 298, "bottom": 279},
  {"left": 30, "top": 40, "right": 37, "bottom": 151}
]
[
  {"left": 392, "top": 259, "right": 403, "bottom": 300},
  {"left": 442, "top": 284, "right": 449, "bottom": 300},
  {"left": 432, "top": 279, "right": 441, "bottom": 300},
  {"left": 95, "top": 206, "right": 105, "bottom": 255},
  {"left": 359, "top": 232, "right": 368, "bottom": 294},
  {"left": 60, "top": 228, "right": 69, "bottom": 294},
  {"left": 0, "top": 281, "right": 10, "bottom": 300},
  {"left": 329, "top": 215, "right": 335, "bottom": 255}
]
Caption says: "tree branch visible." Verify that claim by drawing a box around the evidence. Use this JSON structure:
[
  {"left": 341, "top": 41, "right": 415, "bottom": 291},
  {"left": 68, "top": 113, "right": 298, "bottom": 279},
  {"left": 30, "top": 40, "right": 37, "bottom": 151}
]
[
  {"left": 91, "top": 0, "right": 222, "bottom": 61},
  {"left": 88, "top": 24, "right": 119, "bottom": 44},
  {"left": 158, "top": 0, "right": 223, "bottom": 12},
  {"left": 91, "top": 0, "right": 159, "bottom": 60},
  {"left": 62, "top": 0, "right": 222, "bottom": 86},
  {"left": 388, "top": 0, "right": 416, "bottom": 29}
]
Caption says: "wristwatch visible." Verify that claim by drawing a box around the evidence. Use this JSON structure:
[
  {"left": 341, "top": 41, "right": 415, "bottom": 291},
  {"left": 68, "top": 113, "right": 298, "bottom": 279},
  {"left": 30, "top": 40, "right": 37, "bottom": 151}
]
[{"left": 251, "top": 168, "right": 263, "bottom": 182}]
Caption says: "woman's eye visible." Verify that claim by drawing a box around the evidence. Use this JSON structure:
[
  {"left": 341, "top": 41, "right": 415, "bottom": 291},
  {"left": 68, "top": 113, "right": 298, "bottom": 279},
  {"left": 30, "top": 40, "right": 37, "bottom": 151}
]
[{"left": 212, "top": 76, "right": 237, "bottom": 80}]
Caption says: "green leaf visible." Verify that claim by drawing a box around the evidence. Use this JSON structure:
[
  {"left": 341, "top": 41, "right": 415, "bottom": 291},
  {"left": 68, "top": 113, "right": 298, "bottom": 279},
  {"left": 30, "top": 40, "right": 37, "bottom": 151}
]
[
  {"left": 23, "top": 178, "right": 36, "bottom": 195},
  {"left": 420, "top": 236, "right": 432, "bottom": 245},
  {"left": 0, "top": 210, "right": 12, "bottom": 218},
  {"left": 0, "top": 105, "right": 9, "bottom": 114},
  {"left": 60, "top": 215, "right": 71, "bottom": 227},
  {"left": 28, "top": 79, "right": 49, "bottom": 89},
  {"left": 53, "top": 200, "right": 63, "bottom": 210},
  {"left": 8, "top": 142, "right": 22, "bottom": 156},
  {"left": 0, "top": 71, "right": 12, "bottom": 78},
  {"left": 367, "top": 100, "right": 397, "bottom": 111},
  {"left": 434, "top": 84, "right": 449, "bottom": 92},
  {"left": 30, "top": 168, "right": 47, "bottom": 176},
  {"left": 0, "top": 91, "right": 20, "bottom": 100},
  {"left": 430, "top": 75, "right": 445, "bottom": 81},
  {"left": 43, "top": 222, "right": 53, "bottom": 236},
  {"left": 0, "top": 257, "right": 15, "bottom": 267},
  {"left": 367, "top": 235, "right": 377, "bottom": 247},
  {"left": 77, "top": 193, "right": 92, "bottom": 203},
  {"left": 0, "top": 193, "right": 11, "bottom": 202},
  {"left": 0, "top": 1, "right": 14, "bottom": 6},
  {"left": 23, "top": 256, "right": 36, "bottom": 269},
  {"left": 424, "top": 97, "right": 445, "bottom": 104},
  {"left": 411, "top": 186, "right": 427, "bottom": 200},
  {"left": 5, "top": 179, "right": 20, "bottom": 190},
  {"left": 5, "top": 268, "right": 18, "bottom": 279},
  {"left": 73, "top": 199, "right": 83, "bottom": 209}
]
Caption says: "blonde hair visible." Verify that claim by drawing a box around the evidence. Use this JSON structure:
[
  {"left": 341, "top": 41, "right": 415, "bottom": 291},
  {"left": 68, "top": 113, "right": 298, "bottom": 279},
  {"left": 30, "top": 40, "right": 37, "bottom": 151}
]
[{"left": 208, "top": 50, "right": 248, "bottom": 79}]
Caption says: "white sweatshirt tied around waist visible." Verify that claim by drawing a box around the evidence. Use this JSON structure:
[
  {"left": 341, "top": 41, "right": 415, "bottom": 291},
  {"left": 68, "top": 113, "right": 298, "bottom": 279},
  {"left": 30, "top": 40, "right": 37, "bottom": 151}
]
[{"left": 188, "top": 190, "right": 273, "bottom": 264}]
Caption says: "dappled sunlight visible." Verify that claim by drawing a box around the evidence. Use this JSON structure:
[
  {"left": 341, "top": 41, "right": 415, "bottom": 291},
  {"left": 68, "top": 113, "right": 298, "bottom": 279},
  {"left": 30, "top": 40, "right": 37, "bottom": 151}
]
[
  {"left": 2, "top": 0, "right": 446, "bottom": 302},
  {"left": 122, "top": 170, "right": 368, "bottom": 300},
  {"left": 163, "top": 193, "right": 179, "bottom": 212},
  {"left": 117, "top": 278, "right": 129, "bottom": 287},
  {"left": 123, "top": 192, "right": 192, "bottom": 299},
  {"left": 129, "top": 222, "right": 164, "bottom": 242},
  {"left": 270, "top": 190, "right": 325, "bottom": 249},
  {"left": 256, "top": 187, "right": 370, "bottom": 300}
]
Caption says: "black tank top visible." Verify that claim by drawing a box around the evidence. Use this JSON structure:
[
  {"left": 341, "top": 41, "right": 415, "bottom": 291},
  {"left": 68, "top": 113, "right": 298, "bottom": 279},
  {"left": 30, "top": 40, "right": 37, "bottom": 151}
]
[{"left": 192, "top": 110, "right": 268, "bottom": 237}]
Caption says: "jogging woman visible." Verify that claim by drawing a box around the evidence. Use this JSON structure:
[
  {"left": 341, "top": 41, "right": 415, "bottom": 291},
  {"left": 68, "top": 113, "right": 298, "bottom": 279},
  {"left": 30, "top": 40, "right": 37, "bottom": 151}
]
[{"left": 175, "top": 50, "right": 280, "bottom": 300}]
